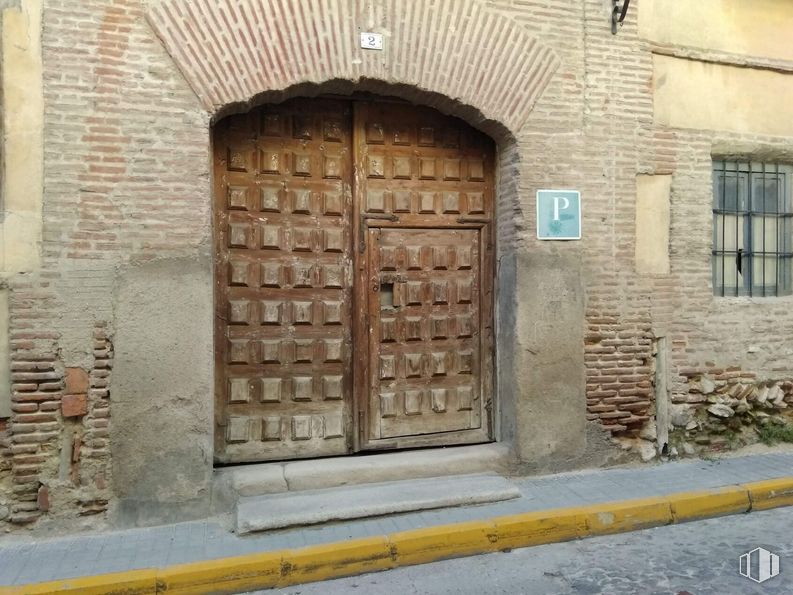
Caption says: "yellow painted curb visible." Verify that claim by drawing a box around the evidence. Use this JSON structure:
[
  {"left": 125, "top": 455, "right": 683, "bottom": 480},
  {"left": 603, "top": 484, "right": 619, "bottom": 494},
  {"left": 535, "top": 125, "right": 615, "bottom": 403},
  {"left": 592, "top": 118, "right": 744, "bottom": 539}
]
[
  {"left": 281, "top": 536, "right": 395, "bottom": 587},
  {"left": 744, "top": 477, "right": 793, "bottom": 511},
  {"left": 157, "top": 536, "right": 396, "bottom": 594},
  {"left": 493, "top": 508, "right": 586, "bottom": 551},
  {"left": 157, "top": 550, "right": 282, "bottom": 594},
  {"left": 668, "top": 485, "right": 751, "bottom": 522},
  {"left": 0, "top": 568, "right": 158, "bottom": 595},
  {"left": 582, "top": 496, "right": 673, "bottom": 535},
  {"left": 389, "top": 520, "right": 498, "bottom": 566},
  {"left": 4, "top": 478, "right": 793, "bottom": 595}
]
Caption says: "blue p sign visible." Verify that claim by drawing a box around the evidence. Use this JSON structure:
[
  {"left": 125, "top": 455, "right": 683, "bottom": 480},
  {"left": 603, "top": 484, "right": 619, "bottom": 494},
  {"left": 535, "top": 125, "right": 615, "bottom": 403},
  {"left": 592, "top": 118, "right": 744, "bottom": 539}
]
[{"left": 536, "top": 190, "right": 581, "bottom": 240}]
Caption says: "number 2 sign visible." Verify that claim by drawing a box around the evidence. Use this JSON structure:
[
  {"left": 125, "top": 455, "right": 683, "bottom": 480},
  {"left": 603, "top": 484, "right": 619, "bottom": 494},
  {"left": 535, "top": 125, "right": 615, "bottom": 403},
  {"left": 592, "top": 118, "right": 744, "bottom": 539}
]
[{"left": 360, "top": 32, "right": 384, "bottom": 50}]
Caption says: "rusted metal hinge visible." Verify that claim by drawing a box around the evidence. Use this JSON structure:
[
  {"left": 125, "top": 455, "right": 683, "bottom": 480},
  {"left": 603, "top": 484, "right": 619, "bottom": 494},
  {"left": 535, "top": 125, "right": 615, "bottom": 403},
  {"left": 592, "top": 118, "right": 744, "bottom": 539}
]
[
  {"left": 456, "top": 216, "right": 490, "bottom": 224},
  {"left": 359, "top": 213, "right": 399, "bottom": 252}
]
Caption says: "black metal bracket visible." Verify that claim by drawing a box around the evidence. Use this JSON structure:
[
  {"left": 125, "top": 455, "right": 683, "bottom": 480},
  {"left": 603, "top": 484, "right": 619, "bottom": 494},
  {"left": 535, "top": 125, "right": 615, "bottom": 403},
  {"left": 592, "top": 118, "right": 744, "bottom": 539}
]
[
  {"left": 611, "top": 0, "right": 631, "bottom": 35},
  {"left": 456, "top": 216, "right": 490, "bottom": 225}
]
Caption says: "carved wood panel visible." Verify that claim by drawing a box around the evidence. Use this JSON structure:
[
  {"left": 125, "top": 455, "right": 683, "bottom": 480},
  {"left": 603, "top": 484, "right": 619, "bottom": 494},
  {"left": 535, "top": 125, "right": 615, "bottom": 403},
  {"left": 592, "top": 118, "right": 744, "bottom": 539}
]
[
  {"left": 214, "top": 99, "right": 354, "bottom": 463},
  {"left": 353, "top": 101, "right": 495, "bottom": 449}
]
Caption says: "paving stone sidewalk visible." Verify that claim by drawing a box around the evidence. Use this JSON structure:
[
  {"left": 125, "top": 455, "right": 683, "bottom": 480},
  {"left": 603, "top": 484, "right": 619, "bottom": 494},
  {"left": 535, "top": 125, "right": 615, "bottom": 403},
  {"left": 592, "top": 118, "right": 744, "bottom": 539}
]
[{"left": 1, "top": 452, "right": 792, "bottom": 586}]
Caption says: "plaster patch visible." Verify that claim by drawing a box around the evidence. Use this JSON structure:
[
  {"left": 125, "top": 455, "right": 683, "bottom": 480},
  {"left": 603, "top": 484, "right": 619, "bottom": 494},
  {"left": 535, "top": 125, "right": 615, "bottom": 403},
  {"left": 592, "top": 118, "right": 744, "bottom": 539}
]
[
  {"left": 640, "top": 0, "right": 793, "bottom": 63},
  {"left": 635, "top": 174, "right": 671, "bottom": 275},
  {"left": 110, "top": 256, "right": 213, "bottom": 525},
  {"left": 54, "top": 265, "right": 114, "bottom": 370},
  {"left": 1, "top": 0, "right": 43, "bottom": 273},
  {"left": 653, "top": 55, "right": 793, "bottom": 136}
]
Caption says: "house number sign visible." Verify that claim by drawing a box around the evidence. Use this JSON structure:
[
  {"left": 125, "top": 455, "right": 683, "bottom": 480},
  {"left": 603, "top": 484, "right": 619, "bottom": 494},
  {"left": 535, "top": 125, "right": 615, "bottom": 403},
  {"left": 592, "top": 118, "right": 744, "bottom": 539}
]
[{"left": 360, "top": 32, "right": 383, "bottom": 50}]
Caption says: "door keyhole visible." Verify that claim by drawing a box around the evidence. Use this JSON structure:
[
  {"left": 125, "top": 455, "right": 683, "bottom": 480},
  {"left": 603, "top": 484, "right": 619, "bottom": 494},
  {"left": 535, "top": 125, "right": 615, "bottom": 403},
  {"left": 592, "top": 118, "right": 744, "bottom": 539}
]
[{"left": 379, "top": 282, "right": 395, "bottom": 309}]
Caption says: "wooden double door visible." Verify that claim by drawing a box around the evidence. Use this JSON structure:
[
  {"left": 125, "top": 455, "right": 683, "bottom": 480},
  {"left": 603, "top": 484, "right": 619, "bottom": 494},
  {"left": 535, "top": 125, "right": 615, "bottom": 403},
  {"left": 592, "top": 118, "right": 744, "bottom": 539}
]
[{"left": 213, "top": 98, "right": 495, "bottom": 463}]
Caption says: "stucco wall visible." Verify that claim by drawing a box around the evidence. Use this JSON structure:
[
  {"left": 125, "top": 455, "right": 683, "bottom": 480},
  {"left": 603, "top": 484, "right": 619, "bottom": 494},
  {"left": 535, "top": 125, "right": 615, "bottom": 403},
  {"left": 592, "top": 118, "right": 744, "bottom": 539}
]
[
  {"left": 653, "top": 55, "right": 793, "bottom": 137},
  {"left": 640, "top": 0, "right": 793, "bottom": 63},
  {"left": 0, "top": 0, "right": 43, "bottom": 274},
  {"left": 111, "top": 257, "right": 213, "bottom": 526}
]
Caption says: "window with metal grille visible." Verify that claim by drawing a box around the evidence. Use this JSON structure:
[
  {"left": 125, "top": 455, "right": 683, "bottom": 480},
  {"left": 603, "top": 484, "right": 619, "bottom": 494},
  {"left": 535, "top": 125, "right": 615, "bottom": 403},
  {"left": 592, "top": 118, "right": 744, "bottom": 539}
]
[{"left": 712, "top": 161, "right": 793, "bottom": 297}]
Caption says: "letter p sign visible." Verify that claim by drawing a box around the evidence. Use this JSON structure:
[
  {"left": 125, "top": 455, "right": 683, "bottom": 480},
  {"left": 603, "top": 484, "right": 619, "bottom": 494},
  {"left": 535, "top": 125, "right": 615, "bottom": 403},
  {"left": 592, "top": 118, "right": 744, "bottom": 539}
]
[
  {"left": 553, "top": 196, "right": 570, "bottom": 221},
  {"left": 537, "top": 190, "right": 581, "bottom": 240}
]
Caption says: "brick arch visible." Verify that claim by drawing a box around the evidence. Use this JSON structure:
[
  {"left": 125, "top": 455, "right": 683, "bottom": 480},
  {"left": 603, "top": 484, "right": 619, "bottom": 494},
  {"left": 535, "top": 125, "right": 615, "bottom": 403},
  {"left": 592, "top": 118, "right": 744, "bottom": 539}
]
[{"left": 146, "top": 0, "right": 560, "bottom": 134}]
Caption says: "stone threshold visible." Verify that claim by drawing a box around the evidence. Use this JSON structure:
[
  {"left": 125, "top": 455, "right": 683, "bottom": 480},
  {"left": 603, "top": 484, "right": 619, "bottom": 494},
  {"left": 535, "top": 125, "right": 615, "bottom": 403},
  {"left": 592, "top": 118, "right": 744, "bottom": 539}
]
[{"left": 235, "top": 473, "right": 520, "bottom": 534}]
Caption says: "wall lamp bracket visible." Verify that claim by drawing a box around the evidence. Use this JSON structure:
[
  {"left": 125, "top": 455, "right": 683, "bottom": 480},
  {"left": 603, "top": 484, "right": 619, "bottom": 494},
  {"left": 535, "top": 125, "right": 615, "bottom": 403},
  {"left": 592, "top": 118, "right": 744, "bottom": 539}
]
[{"left": 611, "top": 0, "right": 631, "bottom": 35}]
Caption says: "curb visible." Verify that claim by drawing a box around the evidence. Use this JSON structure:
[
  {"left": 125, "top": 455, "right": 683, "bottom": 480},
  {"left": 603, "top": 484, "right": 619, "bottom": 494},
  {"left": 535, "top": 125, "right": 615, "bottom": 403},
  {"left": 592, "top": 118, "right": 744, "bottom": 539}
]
[{"left": 3, "top": 477, "right": 793, "bottom": 594}]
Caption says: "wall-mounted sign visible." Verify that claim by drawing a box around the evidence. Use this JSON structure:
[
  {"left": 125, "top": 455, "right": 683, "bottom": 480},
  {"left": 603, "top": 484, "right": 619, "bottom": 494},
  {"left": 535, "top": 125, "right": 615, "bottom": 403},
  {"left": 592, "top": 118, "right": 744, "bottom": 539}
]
[
  {"left": 536, "top": 189, "right": 581, "bottom": 240},
  {"left": 360, "top": 32, "right": 383, "bottom": 50}
]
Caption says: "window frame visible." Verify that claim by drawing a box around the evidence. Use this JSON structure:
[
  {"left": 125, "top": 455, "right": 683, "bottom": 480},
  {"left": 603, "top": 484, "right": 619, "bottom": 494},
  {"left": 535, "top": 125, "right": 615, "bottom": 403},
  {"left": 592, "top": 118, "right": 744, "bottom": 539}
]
[{"left": 712, "top": 160, "right": 793, "bottom": 298}]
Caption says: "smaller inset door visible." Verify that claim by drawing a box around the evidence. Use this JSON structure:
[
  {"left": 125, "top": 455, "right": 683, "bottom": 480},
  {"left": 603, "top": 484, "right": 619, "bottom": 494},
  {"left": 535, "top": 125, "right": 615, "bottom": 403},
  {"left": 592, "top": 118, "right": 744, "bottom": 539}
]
[{"left": 364, "top": 227, "right": 489, "bottom": 447}]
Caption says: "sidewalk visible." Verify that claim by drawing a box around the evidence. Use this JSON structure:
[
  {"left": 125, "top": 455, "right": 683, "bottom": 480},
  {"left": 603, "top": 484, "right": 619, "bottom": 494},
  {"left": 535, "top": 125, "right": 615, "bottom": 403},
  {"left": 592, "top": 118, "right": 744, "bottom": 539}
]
[{"left": 1, "top": 452, "right": 792, "bottom": 592}]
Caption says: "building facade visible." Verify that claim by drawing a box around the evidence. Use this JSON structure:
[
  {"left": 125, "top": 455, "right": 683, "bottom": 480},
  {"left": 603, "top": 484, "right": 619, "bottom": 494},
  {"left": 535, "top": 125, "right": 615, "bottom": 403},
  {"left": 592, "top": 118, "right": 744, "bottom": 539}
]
[{"left": 1, "top": 0, "right": 792, "bottom": 531}]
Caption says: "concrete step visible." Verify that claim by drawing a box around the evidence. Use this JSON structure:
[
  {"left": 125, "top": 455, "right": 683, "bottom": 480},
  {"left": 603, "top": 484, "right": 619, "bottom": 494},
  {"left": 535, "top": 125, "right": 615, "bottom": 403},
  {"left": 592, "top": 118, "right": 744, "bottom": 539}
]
[
  {"left": 235, "top": 473, "right": 520, "bottom": 534},
  {"left": 214, "top": 444, "right": 511, "bottom": 511}
]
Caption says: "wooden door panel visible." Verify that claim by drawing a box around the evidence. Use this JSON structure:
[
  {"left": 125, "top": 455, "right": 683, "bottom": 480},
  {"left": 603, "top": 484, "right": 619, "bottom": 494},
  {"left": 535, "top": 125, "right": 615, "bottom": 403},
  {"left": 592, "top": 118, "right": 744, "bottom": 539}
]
[
  {"left": 214, "top": 99, "right": 354, "bottom": 463},
  {"left": 368, "top": 228, "right": 482, "bottom": 439},
  {"left": 356, "top": 103, "right": 494, "bottom": 226},
  {"left": 353, "top": 101, "right": 495, "bottom": 449}
]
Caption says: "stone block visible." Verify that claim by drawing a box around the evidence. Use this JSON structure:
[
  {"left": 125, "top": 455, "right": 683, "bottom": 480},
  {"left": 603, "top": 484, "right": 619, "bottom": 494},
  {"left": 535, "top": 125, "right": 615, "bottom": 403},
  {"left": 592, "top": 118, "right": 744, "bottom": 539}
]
[{"left": 62, "top": 393, "right": 88, "bottom": 417}]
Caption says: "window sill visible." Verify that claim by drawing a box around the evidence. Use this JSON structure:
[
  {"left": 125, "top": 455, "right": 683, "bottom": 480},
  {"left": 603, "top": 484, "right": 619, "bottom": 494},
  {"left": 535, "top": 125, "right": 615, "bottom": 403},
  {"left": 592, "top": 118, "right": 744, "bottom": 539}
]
[{"left": 712, "top": 293, "right": 793, "bottom": 304}]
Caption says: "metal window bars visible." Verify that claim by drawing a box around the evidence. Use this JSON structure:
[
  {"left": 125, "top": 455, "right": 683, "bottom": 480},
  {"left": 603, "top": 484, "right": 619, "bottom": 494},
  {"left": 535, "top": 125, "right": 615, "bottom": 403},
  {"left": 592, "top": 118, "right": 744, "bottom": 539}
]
[{"left": 712, "top": 161, "right": 793, "bottom": 297}]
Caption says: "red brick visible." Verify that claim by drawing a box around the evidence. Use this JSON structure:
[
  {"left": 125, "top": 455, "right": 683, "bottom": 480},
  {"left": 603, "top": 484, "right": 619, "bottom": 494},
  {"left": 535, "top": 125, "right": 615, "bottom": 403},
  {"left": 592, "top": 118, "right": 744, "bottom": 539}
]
[
  {"left": 65, "top": 368, "right": 90, "bottom": 394},
  {"left": 37, "top": 486, "right": 50, "bottom": 512},
  {"left": 62, "top": 394, "right": 88, "bottom": 418}
]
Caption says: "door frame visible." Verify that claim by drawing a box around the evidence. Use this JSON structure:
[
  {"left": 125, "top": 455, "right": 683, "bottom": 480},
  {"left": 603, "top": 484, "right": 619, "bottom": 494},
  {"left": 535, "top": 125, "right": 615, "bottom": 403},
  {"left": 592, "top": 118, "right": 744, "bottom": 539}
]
[{"left": 210, "top": 96, "right": 497, "bottom": 463}]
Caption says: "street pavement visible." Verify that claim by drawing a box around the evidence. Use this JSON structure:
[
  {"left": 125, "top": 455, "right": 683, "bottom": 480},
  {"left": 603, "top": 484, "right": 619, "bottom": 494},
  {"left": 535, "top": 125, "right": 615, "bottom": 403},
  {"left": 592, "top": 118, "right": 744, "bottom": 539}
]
[{"left": 263, "top": 506, "right": 793, "bottom": 595}]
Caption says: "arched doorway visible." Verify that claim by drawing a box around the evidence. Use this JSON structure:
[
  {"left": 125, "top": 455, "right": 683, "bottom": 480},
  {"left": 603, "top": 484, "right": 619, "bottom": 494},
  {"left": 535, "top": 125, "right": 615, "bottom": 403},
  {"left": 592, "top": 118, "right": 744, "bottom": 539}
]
[{"left": 213, "top": 97, "right": 496, "bottom": 463}]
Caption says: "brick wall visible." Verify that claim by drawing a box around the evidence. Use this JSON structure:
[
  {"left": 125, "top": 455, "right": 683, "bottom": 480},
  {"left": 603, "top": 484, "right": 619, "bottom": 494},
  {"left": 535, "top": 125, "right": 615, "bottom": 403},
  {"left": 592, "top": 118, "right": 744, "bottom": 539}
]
[
  {"left": 3, "top": 0, "right": 208, "bottom": 526},
  {"left": 491, "top": 0, "right": 658, "bottom": 435},
  {"left": 2, "top": 0, "right": 793, "bottom": 529},
  {"left": 494, "top": 0, "right": 793, "bottom": 439},
  {"left": 41, "top": 0, "right": 208, "bottom": 265}
]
